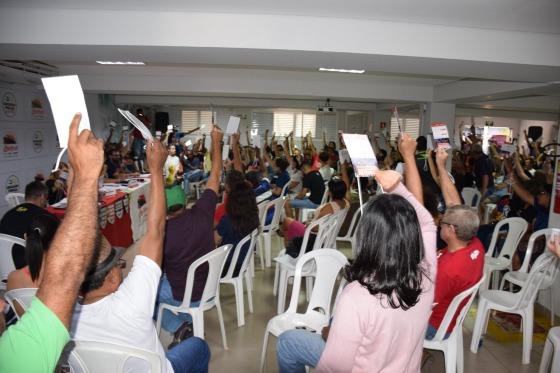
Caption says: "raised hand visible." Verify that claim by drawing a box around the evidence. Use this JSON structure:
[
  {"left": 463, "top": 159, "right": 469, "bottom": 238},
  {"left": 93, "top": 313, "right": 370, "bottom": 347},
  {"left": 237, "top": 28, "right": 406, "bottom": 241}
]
[
  {"left": 435, "top": 148, "right": 448, "bottom": 169},
  {"left": 374, "top": 170, "right": 402, "bottom": 192},
  {"left": 231, "top": 132, "right": 240, "bottom": 146},
  {"left": 67, "top": 113, "right": 104, "bottom": 181},
  {"left": 398, "top": 133, "right": 417, "bottom": 160},
  {"left": 146, "top": 140, "right": 167, "bottom": 173},
  {"left": 211, "top": 124, "right": 224, "bottom": 145}
]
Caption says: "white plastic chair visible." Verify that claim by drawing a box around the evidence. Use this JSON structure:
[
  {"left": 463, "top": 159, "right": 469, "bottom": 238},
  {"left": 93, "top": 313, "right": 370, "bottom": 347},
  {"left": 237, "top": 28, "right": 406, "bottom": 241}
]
[
  {"left": 323, "top": 207, "right": 349, "bottom": 250},
  {"left": 260, "top": 197, "right": 286, "bottom": 267},
  {"left": 190, "top": 180, "right": 206, "bottom": 200},
  {"left": 274, "top": 214, "right": 338, "bottom": 314},
  {"left": 0, "top": 233, "right": 25, "bottom": 290},
  {"left": 156, "top": 244, "right": 233, "bottom": 349},
  {"left": 501, "top": 228, "right": 560, "bottom": 325},
  {"left": 299, "top": 184, "right": 329, "bottom": 223},
  {"left": 259, "top": 249, "right": 349, "bottom": 373},
  {"left": 482, "top": 217, "right": 528, "bottom": 290},
  {"left": 539, "top": 326, "right": 560, "bottom": 373},
  {"left": 4, "top": 193, "right": 24, "bottom": 208},
  {"left": 461, "top": 187, "right": 481, "bottom": 208},
  {"left": 470, "top": 252, "right": 557, "bottom": 365},
  {"left": 336, "top": 206, "right": 361, "bottom": 247},
  {"left": 424, "top": 275, "right": 485, "bottom": 373},
  {"left": 4, "top": 287, "right": 37, "bottom": 319},
  {"left": 253, "top": 202, "right": 269, "bottom": 272},
  {"left": 68, "top": 340, "right": 164, "bottom": 373},
  {"left": 220, "top": 229, "right": 258, "bottom": 327}
]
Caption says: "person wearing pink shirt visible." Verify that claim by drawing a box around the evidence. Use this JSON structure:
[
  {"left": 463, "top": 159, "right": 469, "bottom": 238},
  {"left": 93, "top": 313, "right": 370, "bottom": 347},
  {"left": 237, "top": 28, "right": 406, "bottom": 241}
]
[{"left": 276, "top": 169, "right": 437, "bottom": 373}]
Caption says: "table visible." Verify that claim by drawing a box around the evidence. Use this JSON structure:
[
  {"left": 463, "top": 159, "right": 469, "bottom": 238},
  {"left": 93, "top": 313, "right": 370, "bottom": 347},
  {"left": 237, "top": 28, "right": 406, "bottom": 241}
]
[
  {"left": 46, "top": 179, "right": 151, "bottom": 247},
  {"left": 47, "top": 191, "right": 134, "bottom": 248}
]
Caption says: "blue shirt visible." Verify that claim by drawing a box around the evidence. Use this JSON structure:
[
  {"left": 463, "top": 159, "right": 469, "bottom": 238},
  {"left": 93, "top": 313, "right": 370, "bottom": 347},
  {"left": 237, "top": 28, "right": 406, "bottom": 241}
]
[
  {"left": 534, "top": 198, "right": 549, "bottom": 231},
  {"left": 217, "top": 215, "right": 251, "bottom": 277},
  {"left": 271, "top": 170, "right": 290, "bottom": 190}
]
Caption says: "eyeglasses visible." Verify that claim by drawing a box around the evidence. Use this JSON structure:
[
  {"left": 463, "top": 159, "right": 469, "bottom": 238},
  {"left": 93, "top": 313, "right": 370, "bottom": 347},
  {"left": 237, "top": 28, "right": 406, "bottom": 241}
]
[{"left": 116, "top": 258, "right": 126, "bottom": 269}]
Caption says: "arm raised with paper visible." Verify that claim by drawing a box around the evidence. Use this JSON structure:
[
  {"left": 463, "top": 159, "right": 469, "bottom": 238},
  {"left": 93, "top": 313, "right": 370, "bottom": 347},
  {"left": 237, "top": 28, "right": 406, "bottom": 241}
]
[{"left": 435, "top": 148, "right": 461, "bottom": 207}]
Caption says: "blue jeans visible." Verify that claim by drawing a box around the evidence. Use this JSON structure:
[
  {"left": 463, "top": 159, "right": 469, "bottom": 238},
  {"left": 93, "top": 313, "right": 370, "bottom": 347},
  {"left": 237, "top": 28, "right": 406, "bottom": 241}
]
[
  {"left": 425, "top": 324, "right": 450, "bottom": 340},
  {"left": 166, "top": 337, "right": 210, "bottom": 373},
  {"left": 183, "top": 170, "right": 204, "bottom": 197},
  {"left": 289, "top": 198, "right": 319, "bottom": 210},
  {"left": 277, "top": 330, "right": 325, "bottom": 373},
  {"left": 156, "top": 275, "right": 200, "bottom": 333},
  {"left": 132, "top": 138, "right": 146, "bottom": 160}
]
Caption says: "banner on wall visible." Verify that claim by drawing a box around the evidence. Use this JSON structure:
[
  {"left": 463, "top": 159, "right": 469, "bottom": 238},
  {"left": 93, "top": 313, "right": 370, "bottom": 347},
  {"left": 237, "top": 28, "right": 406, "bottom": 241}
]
[
  {"left": 1, "top": 91, "right": 17, "bottom": 118},
  {"left": 31, "top": 130, "right": 45, "bottom": 154},
  {"left": 4, "top": 174, "right": 21, "bottom": 194},
  {"left": 31, "top": 97, "right": 46, "bottom": 119},
  {"left": 2, "top": 130, "right": 19, "bottom": 158}
]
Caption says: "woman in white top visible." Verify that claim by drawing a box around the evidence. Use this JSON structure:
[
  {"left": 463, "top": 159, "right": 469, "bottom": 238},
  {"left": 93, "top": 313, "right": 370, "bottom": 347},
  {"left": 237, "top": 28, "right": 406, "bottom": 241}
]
[
  {"left": 163, "top": 144, "right": 183, "bottom": 186},
  {"left": 288, "top": 156, "right": 304, "bottom": 195}
]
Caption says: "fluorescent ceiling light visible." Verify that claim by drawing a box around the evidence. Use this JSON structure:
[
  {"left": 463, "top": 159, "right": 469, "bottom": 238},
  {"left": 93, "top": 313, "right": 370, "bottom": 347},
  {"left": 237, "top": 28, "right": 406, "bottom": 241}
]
[
  {"left": 95, "top": 61, "right": 145, "bottom": 65},
  {"left": 318, "top": 67, "right": 365, "bottom": 74}
]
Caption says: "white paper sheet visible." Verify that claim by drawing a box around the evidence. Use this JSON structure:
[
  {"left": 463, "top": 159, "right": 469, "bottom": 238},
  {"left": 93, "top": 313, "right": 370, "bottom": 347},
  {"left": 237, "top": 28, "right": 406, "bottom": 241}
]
[
  {"left": 41, "top": 75, "right": 90, "bottom": 147},
  {"left": 222, "top": 144, "right": 230, "bottom": 161},
  {"left": 339, "top": 149, "right": 350, "bottom": 163},
  {"left": 118, "top": 108, "right": 153, "bottom": 141},
  {"left": 431, "top": 122, "right": 451, "bottom": 149},
  {"left": 427, "top": 134, "right": 434, "bottom": 150},
  {"left": 252, "top": 135, "right": 262, "bottom": 148},
  {"left": 501, "top": 144, "right": 516, "bottom": 154},
  {"left": 341, "top": 134, "right": 378, "bottom": 177},
  {"left": 226, "top": 116, "right": 241, "bottom": 135},
  {"left": 204, "top": 135, "right": 212, "bottom": 149}
]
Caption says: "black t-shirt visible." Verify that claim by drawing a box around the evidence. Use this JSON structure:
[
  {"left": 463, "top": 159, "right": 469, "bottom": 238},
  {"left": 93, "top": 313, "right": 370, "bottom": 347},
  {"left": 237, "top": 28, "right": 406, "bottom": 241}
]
[
  {"left": 303, "top": 171, "right": 325, "bottom": 205},
  {"left": 474, "top": 155, "right": 494, "bottom": 190},
  {"left": 0, "top": 203, "right": 49, "bottom": 269},
  {"left": 105, "top": 159, "right": 120, "bottom": 179}
]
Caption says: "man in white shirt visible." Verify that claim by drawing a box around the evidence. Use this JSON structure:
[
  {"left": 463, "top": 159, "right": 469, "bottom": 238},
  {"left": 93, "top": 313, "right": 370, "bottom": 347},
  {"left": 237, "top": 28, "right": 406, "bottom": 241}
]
[
  {"left": 71, "top": 138, "right": 210, "bottom": 373},
  {"left": 164, "top": 144, "right": 183, "bottom": 186}
]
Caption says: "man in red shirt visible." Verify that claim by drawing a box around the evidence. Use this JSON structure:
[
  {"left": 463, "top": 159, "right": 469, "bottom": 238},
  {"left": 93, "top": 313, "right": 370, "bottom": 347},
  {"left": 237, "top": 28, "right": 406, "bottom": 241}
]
[{"left": 426, "top": 148, "right": 485, "bottom": 340}]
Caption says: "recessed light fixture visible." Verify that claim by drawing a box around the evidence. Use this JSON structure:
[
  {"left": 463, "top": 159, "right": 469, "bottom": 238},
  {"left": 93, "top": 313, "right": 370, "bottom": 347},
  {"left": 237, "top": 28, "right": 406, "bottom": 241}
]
[
  {"left": 95, "top": 61, "right": 145, "bottom": 65},
  {"left": 318, "top": 67, "right": 365, "bottom": 74}
]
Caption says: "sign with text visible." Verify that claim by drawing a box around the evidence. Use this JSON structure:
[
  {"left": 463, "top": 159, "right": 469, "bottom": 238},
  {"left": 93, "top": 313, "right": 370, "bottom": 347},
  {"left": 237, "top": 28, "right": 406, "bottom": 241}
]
[
  {"left": 341, "top": 134, "right": 378, "bottom": 177},
  {"left": 431, "top": 122, "right": 451, "bottom": 149}
]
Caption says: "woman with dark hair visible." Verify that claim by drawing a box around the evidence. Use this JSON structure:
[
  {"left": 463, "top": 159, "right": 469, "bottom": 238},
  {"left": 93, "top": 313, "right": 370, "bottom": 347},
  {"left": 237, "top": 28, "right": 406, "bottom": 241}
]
[
  {"left": 215, "top": 170, "right": 260, "bottom": 277},
  {"left": 276, "top": 170, "right": 437, "bottom": 372},
  {"left": 6, "top": 214, "right": 60, "bottom": 315}
]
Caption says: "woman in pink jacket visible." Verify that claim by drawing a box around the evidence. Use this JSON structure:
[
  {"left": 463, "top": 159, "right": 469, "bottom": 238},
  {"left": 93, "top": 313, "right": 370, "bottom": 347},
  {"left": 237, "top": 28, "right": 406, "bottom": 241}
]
[{"left": 277, "top": 170, "right": 437, "bottom": 372}]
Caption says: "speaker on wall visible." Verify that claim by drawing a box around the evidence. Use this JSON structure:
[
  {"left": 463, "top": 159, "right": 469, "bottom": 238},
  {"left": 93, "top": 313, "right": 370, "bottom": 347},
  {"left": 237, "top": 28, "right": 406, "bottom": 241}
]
[
  {"left": 155, "top": 112, "right": 169, "bottom": 133},
  {"left": 527, "top": 126, "right": 543, "bottom": 142}
]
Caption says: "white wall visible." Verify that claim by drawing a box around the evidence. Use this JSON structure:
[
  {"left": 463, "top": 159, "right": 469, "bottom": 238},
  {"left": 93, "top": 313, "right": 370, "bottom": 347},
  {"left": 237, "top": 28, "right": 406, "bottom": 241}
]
[{"left": 0, "top": 81, "right": 59, "bottom": 216}]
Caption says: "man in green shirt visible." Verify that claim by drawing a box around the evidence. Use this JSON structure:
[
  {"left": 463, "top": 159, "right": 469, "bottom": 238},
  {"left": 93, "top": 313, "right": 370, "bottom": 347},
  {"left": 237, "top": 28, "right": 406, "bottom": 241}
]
[{"left": 0, "top": 113, "right": 105, "bottom": 373}]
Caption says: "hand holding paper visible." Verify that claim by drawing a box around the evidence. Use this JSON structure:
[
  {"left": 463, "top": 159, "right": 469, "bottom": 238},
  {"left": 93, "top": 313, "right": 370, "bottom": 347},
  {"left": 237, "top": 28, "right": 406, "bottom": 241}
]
[
  {"left": 42, "top": 75, "right": 91, "bottom": 148},
  {"left": 67, "top": 113, "right": 104, "bottom": 182},
  {"left": 226, "top": 116, "right": 241, "bottom": 135},
  {"left": 374, "top": 170, "right": 401, "bottom": 193},
  {"left": 118, "top": 108, "right": 153, "bottom": 141},
  {"left": 341, "top": 133, "right": 378, "bottom": 177}
]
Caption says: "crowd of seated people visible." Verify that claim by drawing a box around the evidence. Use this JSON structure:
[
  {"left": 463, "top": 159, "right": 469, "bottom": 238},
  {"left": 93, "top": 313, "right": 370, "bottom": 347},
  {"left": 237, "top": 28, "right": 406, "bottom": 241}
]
[{"left": 0, "top": 111, "right": 558, "bottom": 373}]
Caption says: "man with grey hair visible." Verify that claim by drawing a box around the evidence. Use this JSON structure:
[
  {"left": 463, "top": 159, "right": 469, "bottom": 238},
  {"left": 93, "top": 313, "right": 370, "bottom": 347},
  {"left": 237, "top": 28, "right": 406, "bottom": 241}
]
[{"left": 425, "top": 148, "right": 485, "bottom": 340}]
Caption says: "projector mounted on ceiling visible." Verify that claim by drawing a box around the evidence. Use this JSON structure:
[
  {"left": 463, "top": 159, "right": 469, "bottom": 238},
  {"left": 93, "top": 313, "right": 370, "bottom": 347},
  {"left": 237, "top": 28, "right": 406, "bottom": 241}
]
[{"left": 317, "top": 98, "right": 335, "bottom": 113}]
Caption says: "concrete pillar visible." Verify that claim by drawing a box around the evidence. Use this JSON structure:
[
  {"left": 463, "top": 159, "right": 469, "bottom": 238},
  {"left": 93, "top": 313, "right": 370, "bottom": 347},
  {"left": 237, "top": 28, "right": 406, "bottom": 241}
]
[{"left": 423, "top": 102, "right": 457, "bottom": 144}]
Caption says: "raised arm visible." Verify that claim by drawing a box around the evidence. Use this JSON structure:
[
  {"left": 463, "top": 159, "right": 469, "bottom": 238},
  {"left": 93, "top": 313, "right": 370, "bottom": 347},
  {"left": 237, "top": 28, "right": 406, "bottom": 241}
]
[
  {"left": 435, "top": 148, "right": 461, "bottom": 207},
  {"left": 138, "top": 140, "right": 167, "bottom": 266},
  {"left": 398, "top": 133, "right": 423, "bottom": 204},
  {"left": 513, "top": 153, "right": 531, "bottom": 181},
  {"left": 38, "top": 113, "right": 104, "bottom": 328},
  {"left": 205, "top": 125, "right": 224, "bottom": 194},
  {"left": 231, "top": 132, "right": 243, "bottom": 172}
]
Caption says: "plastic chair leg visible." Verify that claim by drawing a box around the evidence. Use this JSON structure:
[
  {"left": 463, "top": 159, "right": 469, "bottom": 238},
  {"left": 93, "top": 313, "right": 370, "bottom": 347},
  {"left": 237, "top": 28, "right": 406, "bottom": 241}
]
[
  {"left": 257, "top": 236, "right": 265, "bottom": 270},
  {"left": 264, "top": 233, "right": 272, "bottom": 267},
  {"left": 277, "top": 270, "right": 288, "bottom": 314},
  {"left": 538, "top": 336, "right": 553, "bottom": 373},
  {"left": 457, "top": 329, "right": 464, "bottom": 373},
  {"left": 273, "top": 262, "right": 279, "bottom": 296},
  {"left": 216, "top": 297, "right": 228, "bottom": 350},
  {"left": 192, "top": 310, "right": 205, "bottom": 339},
  {"left": 522, "top": 310, "right": 533, "bottom": 364},
  {"left": 245, "top": 273, "right": 254, "bottom": 314},
  {"left": 444, "top": 341, "right": 457, "bottom": 373},
  {"left": 259, "top": 327, "right": 270, "bottom": 373},
  {"left": 470, "top": 300, "right": 489, "bottom": 354},
  {"left": 233, "top": 279, "right": 245, "bottom": 327}
]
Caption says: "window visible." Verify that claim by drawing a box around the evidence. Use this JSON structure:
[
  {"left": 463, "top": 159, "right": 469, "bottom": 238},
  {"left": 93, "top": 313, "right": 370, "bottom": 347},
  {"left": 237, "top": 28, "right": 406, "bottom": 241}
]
[
  {"left": 295, "top": 113, "right": 317, "bottom": 138},
  {"left": 390, "top": 116, "right": 420, "bottom": 141},
  {"left": 251, "top": 111, "right": 317, "bottom": 139},
  {"left": 181, "top": 110, "right": 215, "bottom": 134}
]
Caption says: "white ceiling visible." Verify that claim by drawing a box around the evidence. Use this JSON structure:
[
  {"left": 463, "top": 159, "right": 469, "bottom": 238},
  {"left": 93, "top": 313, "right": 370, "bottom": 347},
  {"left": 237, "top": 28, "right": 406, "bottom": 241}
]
[{"left": 3, "top": 0, "right": 560, "bottom": 34}]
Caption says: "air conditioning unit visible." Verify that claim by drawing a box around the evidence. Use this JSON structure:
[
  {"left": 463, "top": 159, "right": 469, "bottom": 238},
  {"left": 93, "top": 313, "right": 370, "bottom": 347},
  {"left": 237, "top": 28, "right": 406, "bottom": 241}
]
[
  {"left": 0, "top": 60, "right": 58, "bottom": 85},
  {"left": 317, "top": 98, "right": 335, "bottom": 113}
]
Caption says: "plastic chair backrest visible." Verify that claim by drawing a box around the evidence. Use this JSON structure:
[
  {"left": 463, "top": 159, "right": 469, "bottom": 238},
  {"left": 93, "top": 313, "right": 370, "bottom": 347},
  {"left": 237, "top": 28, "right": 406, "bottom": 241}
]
[
  {"left": 518, "top": 228, "right": 560, "bottom": 274},
  {"left": 221, "top": 229, "right": 258, "bottom": 280},
  {"left": 325, "top": 208, "right": 348, "bottom": 248},
  {"left": 294, "top": 215, "right": 331, "bottom": 259},
  {"left": 257, "top": 202, "right": 268, "bottom": 230},
  {"left": 286, "top": 249, "right": 349, "bottom": 320},
  {"left": 181, "top": 244, "right": 233, "bottom": 307},
  {"left": 486, "top": 217, "right": 528, "bottom": 260},
  {"left": 262, "top": 197, "right": 286, "bottom": 232},
  {"left": 320, "top": 185, "right": 329, "bottom": 205},
  {"left": 461, "top": 187, "right": 481, "bottom": 208},
  {"left": 4, "top": 193, "right": 24, "bottom": 208},
  {"left": 4, "top": 288, "right": 37, "bottom": 319},
  {"left": 338, "top": 206, "right": 362, "bottom": 240},
  {"left": 280, "top": 182, "right": 290, "bottom": 197},
  {"left": 0, "top": 233, "right": 25, "bottom": 284},
  {"left": 68, "top": 340, "right": 164, "bottom": 373},
  {"left": 514, "top": 252, "right": 557, "bottom": 310},
  {"left": 431, "top": 275, "right": 485, "bottom": 342}
]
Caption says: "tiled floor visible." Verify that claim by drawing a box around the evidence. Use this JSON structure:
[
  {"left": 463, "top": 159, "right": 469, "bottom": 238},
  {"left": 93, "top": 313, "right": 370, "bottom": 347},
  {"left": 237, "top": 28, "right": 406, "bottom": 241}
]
[{"left": 123, "top": 235, "right": 552, "bottom": 372}]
